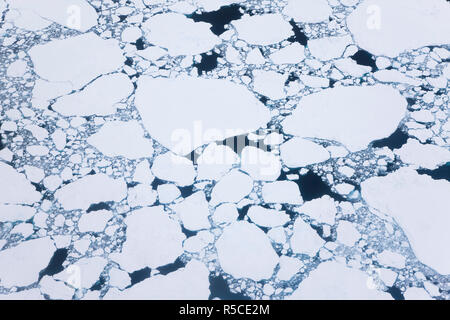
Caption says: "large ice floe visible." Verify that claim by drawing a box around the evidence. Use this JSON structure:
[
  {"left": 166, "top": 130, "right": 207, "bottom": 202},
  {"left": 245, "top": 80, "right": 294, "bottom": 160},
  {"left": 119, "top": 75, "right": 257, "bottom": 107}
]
[{"left": 0, "top": 0, "right": 449, "bottom": 301}]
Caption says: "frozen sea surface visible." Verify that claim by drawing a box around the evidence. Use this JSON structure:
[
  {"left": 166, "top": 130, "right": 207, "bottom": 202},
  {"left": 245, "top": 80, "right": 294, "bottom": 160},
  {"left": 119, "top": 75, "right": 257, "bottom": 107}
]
[{"left": 0, "top": 0, "right": 449, "bottom": 300}]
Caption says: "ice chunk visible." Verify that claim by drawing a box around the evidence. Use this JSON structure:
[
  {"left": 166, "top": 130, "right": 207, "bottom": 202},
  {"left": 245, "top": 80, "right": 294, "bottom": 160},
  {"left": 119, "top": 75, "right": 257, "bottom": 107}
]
[
  {"left": 104, "top": 260, "right": 209, "bottom": 299},
  {"left": 54, "top": 174, "right": 127, "bottom": 210},
  {"left": 171, "top": 191, "right": 211, "bottom": 231},
  {"left": 151, "top": 152, "right": 196, "bottom": 187},
  {"left": 308, "top": 35, "right": 353, "bottom": 61},
  {"left": 78, "top": 210, "right": 113, "bottom": 233},
  {"left": 377, "top": 250, "right": 406, "bottom": 269},
  {"left": 361, "top": 168, "right": 450, "bottom": 274},
  {"left": 252, "top": 70, "right": 287, "bottom": 100},
  {"left": 197, "top": 143, "right": 240, "bottom": 181},
  {"left": 6, "top": 59, "right": 27, "bottom": 77},
  {"left": 240, "top": 146, "right": 281, "bottom": 181},
  {"left": 299, "top": 196, "right": 336, "bottom": 225},
  {"left": 209, "top": 170, "right": 253, "bottom": 206},
  {"left": 28, "top": 33, "right": 124, "bottom": 90},
  {"left": 55, "top": 257, "right": 107, "bottom": 289},
  {"left": 282, "top": 85, "right": 407, "bottom": 152},
  {"left": 0, "top": 204, "right": 35, "bottom": 222},
  {"left": 216, "top": 221, "right": 279, "bottom": 281},
  {"left": 232, "top": 14, "right": 293, "bottom": 46},
  {"left": 283, "top": 0, "right": 332, "bottom": 23},
  {"left": 269, "top": 43, "right": 306, "bottom": 64},
  {"left": 87, "top": 120, "right": 153, "bottom": 159},
  {"left": 277, "top": 256, "right": 303, "bottom": 281},
  {"left": 336, "top": 221, "right": 360, "bottom": 246},
  {"left": 0, "top": 237, "right": 55, "bottom": 287},
  {"left": 213, "top": 203, "right": 239, "bottom": 225},
  {"left": 291, "top": 218, "right": 325, "bottom": 256},
  {"left": 127, "top": 184, "right": 157, "bottom": 208},
  {"left": 39, "top": 276, "right": 75, "bottom": 300},
  {"left": 287, "top": 261, "right": 392, "bottom": 299},
  {"left": 157, "top": 184, "right": 181, "bottom": 204},
  {"left": 135, "top": 76, "right": 271, "bottom": 155},
  {"left": 0, "top": 162, "right": 41, "bottom": 205},
  {"left": 247, "top": 206, "right": 290, "bottom": 228},
  {"left": 52, "top": 73, "right": 133, "bottom": 116},
  {"left": 261, "top": 181, "right": 303, "bottom": 205},
  {"left": 280, "top": 138, "right": 330, "bottom": 168},
  {"left": 395, "top": 139, "right": 450, "bottom": 170},
  {"left": 142, "top": 13, "right": 220, "bottom": 56},
  {"left": 347, "top": 0, "right": 450, "bottom": 57},
  {"left": 7, "top": 0, "right": 98, "bottom": 32},
  {"left": 111, "top": 206, "right": 185, "bottom": 271}
]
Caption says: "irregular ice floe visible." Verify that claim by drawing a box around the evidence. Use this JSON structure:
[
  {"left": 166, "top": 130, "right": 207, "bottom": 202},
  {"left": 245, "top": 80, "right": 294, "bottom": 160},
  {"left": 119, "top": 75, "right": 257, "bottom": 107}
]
[
  {"left": 0, "top": 204, "right": 35, "bottom": 223},
  {"left": 373, "top": 70, "right": 421, "bottom": 86},
  {"left": 29, "top": 33, "right": 124, "bottom": 90},
  {"left": 277, "top": 256, "right": 303, "bottom": 281},
  {"left": 210, "top": 170, "right": 253, "bottom": 206},
  {"left": 252, "top": 70, "right": 288, "bottom": 100},
  {"left": 283, "top": 0, "right": 332, "bottom": 23},
  {"left": 247, "top": 206, "right": 290, "bottom": 228},
  {"left": 307, "top": 35, "right": 352, "bottom": 61},
  {"left": 78, "top": 210, "right": 113, "bottom": 233},
  {"left": 151, "top": 152, "right": 196, "bottom": 187},
  {"left": 299, "top": 196, "right": 336, "bottom": 225},
  {"left": 287, "top": 261, "right": 392, "bottom": 299},
  {"left": 290, "top": 218, "right": 325, "bottom": 256},
  {"left": 347, "top": 0, "right": 450, "bottom": 57},
  {"left": 55, "top": 174, "right": 127, "bottom": 210},
  {"left": 104, "top": 260, "right": 209, "bottom": 299},
  {"left": 0, "top": 162, "right": 41, "bottom": 205},
  {"left": 196, "top": 143, "right": 240, "bottom": 181},
  {"left": 127, "top": 184, "right": 157, "bottom": 208},
  {"left": 39, "top": 276, "right": 75, "bottom": 300},
  {"left": 336, "top": 221, "right": 360, "bottom": 246},
  {"left": 269, "top": 43, "right": 306, "bottom": 65},
  {"left": 88, "top": 120, "right": 154, "bottom": 159},
  {"left": 55, "top": 257, "right": 107, "bottom": 289},
  {"left": 280, "top": 138, "right": 330, "bottom": 168},
  {"left": 6, "top": 0, "right": 98, "bottom": 32},
  {"left": 282, "top": 85, "right": 407, "bottom": 152},
  {"left": 394, "top": 139, "right": 450, "bottom": 170},
  {"left": 171, "top": 191, "right": 211, "bottom": 231},
  {"left": 262, "top": 181, "right": 303, "bottom": 205},
  {"left": 232, "top": 14, "right": 293, "bottom": 46},
  {"left": 216, "top": 221, "right": 279, "bottom": 281},
  {"left": 361, "top": 168, "right": 450, "bottom": 274},
  {"left": 6, "top": 59, "right": 28, "bottom": 78},
  {"left": 377, "top": 250, "right": 406, "bottom": 269},
  {"left": 141, "top": 13, "right": 220, "bottom": 56},
  {"left": 240, "top": 146, "right": 281, "bottom": 181},
  {"left": 52, "top": 73, "right": 133, "bottom": 116},
  {"left": 212, "top": 203, "right": 239, "bottom": 225},
  {"left": 111, "top": 206, "right": 185, "bottom": 272},
  {"left": 135, "top": 76, "right": 271, "bottom": 155},
  {"left": 0, "top": 237, "right": 55, "bottom": 287}
]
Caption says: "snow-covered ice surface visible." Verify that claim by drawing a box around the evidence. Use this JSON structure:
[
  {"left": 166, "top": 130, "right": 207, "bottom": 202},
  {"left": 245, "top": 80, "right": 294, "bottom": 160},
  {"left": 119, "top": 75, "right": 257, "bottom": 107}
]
[{"left": 0, "top": 0, "right": 449, "bottom": 301}]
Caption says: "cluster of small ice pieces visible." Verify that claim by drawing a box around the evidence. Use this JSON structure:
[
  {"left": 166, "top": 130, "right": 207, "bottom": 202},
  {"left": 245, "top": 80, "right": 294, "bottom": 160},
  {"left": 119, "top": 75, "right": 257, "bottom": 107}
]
[{"left": 0, "top": 0, "right": 449, "bottom": 300}]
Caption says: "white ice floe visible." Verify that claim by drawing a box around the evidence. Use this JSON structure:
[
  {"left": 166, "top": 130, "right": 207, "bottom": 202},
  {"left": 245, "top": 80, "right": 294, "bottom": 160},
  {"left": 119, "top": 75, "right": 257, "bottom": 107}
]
[
  {"left": 252, "top": 70, "right": 287, "bottom": 100},
  {"left": 171, "top": 191, "right": 211, "bottom": 231},
  {"left": 141, "top": 13, "right": 220, "bottom": 56},
  {"left": 232, "top": 14, "right": 293, "bottom": 46},
  {"left": 240, "top": 146, "right": 281, "bottom": 181},
  {"left": 282, "top": 85, "right": 407, "bottom": 152},
  {"left": 55, "top": 174, "right": 127, "bottom": 210},
  {"left": 307, "top": 35, "right": 353, "bottom": 61},
  {"left": 261, "top": 181, "right": 303, "bottom": 205},
  {"left": 277, "top": 256, "right": 303, "bottom": 281},
  {"left": 209, "top": 170, "right": 253, "bottom": 206},
  {"left": 247, "top": 206, "right": 290, "bottom": 228},
  {"left": 87, "top": 120, "right": 153, "bottom": 159},
  {"left": 361, "top": 168, "right": 450, "bottom": 274},
  {"left": 280, "top": 138, "right": 330, "bottom": 168},
  {"left": 0, "top": 289, "right": 43, "bottom": 300},
  {"left": 394, "top": 139, "right": 450, "bottom": 170},
  {"left": 287, "top": 261, "right": 392, "bottom": 299},
  {"left": 373, "top": 70, "right": 421, "bottom": 86},
  {"left": 299, "top": 196, "right": 336, "bottom": 225},
  {"left": 39, "top": 276, "right": 75, "bottom": 300},
  {"left": 6, "top": 59, "right": 28, "bottom": 77},
  {"left": 269, "top": 43, "right": 306, "bottom": 64},
  {"left": 216, "top": 221, "right": 279, "bottom": 281},
  {"left": 111, "top": 206, "right": 185, "bottom": 272},
  {"left": 283, "top": 0, "right": 332, "bottom": 23},
  {"left": 403, "top": 287, "right": 432, "bottom": 300},
  {"left": 377, "top": 250, "right": 406, "bottom": 269},
  {"left": 6, "top": 0, "right": 98, "bottom": 32},
  {"left": 104, "top": 259, "right": 210, "bottom": 299},
  {"left": 55, "top": 257, "right": 107, "bottom": 289},
  {"left": 336, "top": 221, "right": 360, "bottom": 246},
  {"left": 52, "top": 73, "right": 133, "bottom": 116},
  {"left": 135, "top": 76, "right": 271, "bottom": 155},
  {"left": 213, "top": 203, "right": 239, "bottom": 225},
  {"left": 78, "top": 210, "right": 113, "bottom": 233},
  {"left": 0, "top": 204, "right": 35, "bottom": 222},
  {"left": 0, "top": 237, "right": 55, "bottom": 287},
  {"left": 108, "top": 268, "right": 131, "bottom": 290},
  {"left": 290, "top": 218, "right": 325, "bottom": 256},
  {"left": 29, "top": 33, "right": 124, "bottom": 90},
  {"left": 196, "top": 143, "right": 240, "bottom": 181},
  {"left": 133, "top": 160, "right": 154, "bottom": 185},
  {"left": 151, "top": 152, "right": 196, "bottom": 187},
  {"left": 127, "top": 184, "right": 157, "bottom": 208},
  {"left": 0, "top": 162, "right": 41, "bottom": 205},
  {"left": 157, "top": 184, "right": 181, "bottom": 204},
  {"left": 348, "top": 0, "right": 450, "bottom": 57}
]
